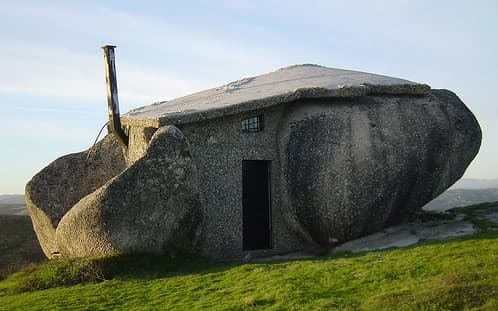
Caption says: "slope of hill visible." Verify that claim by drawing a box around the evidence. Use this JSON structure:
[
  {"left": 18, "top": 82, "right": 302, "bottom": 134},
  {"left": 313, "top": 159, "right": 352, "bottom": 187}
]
[
  {"left": 0, "top": 195, "right": 24, "bottom": 205},
  {"left": 0, "top": 215, "right": 45, "bottom": 279},
  {"left": 450, "top": 178, "right": 498, "bottom": 189},
  {"left": 424, "top": 188, "right": 498, "bottom": 211},
  {"left": 1, "top": 203, "right": 497, "bottom": 310},
  {"left": 0, "top": 195, "right": 27, "bottom": 216}
]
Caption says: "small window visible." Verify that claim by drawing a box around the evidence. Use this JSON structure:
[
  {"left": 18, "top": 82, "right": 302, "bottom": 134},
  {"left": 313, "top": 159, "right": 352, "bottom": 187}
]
[{"left": 241, "top": 115, "right": 263, "bottom": 132}]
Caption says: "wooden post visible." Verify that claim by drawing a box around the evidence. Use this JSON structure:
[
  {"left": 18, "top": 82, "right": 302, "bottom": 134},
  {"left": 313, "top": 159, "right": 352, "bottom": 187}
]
[{"left": 101, "top": 45, "right": 128, "bottom": 149}]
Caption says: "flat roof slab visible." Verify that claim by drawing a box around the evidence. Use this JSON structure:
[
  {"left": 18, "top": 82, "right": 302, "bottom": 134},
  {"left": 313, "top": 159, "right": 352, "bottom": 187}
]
[{"left": 122, "top": 64, "right": 430, "bottom": 127}]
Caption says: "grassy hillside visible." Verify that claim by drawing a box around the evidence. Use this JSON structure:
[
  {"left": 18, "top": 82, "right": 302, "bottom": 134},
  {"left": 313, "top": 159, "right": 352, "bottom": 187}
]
[
  {"left": 0, "top": 215, "right": 45, "bottom": 279},
  {"left": 1, "top": 204, "right": 498, "bottom": 310},
  {"left": 0, "top": 235, "right": 497, "bottom": 310}
]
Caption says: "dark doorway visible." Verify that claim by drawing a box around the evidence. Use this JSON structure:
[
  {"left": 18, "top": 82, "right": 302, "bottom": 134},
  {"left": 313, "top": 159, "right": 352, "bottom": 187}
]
[{"left": 242, "top": 160, "right": 272, "bottom": 251}]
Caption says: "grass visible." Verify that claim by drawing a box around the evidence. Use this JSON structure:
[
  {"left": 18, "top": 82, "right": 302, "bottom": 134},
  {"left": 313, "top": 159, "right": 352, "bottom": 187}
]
[
  {"left": 1, "top": 204, "right": 497, "bottom": 310},
  {"left": 454, "top": 202, "right": 498, "bottom": 233},
  {"left": 1, "top": 234, "right": 497, "bottom": 310}
]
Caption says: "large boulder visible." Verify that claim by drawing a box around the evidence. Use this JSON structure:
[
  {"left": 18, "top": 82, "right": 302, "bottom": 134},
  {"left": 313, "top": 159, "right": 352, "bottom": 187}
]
[
  {"left": 55, "top": 126, "right": 201, "bottom": 257},
  {"left": 280, "top": 89, "right": 481, "bottom": 248},
  {"left": 25, "top": 135, "right": 126, "bottom": 258}
]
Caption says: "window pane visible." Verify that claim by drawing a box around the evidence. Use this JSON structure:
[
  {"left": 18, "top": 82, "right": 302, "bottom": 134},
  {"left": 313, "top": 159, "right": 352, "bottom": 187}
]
[{"left": 241, "top": 115, "right": 263, "bottom": 132}]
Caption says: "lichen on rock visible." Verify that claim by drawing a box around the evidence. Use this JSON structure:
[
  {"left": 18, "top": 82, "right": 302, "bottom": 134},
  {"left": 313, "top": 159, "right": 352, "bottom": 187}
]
[
  {"left": 25, "top": 134, "right": 126, "bottom": 258},
  {"left": 25, "top": 64, "right": 482, "bottom": 260},
  {"left": 55, "top": 125, "right": 201, "bottom": 257},
  {"left": 281, "top": 90, "right": 481, "bottom": 248},
  {"left": 26, "top": 126, "right": 201, "bottom": 258}
]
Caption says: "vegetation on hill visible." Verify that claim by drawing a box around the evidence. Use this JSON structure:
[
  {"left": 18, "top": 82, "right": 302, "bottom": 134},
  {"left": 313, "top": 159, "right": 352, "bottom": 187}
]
[
  {"left": 0, "top": 215, "right": 44, "bottom": 279},
  {"left": 1, "top": 203, "right": 498, "bottom": 310}
]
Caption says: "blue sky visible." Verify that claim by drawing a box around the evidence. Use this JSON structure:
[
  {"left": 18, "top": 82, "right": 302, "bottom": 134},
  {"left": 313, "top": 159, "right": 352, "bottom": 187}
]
[{"left": 0, "top": 0, "right": 497, "bottom": 194}]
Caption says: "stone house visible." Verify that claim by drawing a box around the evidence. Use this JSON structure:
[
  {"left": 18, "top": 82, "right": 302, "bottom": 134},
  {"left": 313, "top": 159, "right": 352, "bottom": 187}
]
[{"left": 26, "top": 64, "right": 481, "bottom": 259}]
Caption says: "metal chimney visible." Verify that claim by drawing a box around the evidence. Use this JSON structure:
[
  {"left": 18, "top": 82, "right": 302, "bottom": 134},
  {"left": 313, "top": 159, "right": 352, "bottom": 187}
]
[{"left": 101, "top": 45, "right": 128, "bottom": 149}]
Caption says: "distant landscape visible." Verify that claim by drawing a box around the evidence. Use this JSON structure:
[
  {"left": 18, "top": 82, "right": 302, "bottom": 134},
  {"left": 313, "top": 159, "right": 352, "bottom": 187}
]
[
  {"left": 424, "top": 188, "right": 498, "bottom": 211},
  {"left": 0, "top": 214, "right": 44, "bottom": 279},
  {"left": 0, "top": 194, "right": 43, "bottom": 279},
  {"left": 2, "top": 179, "right": 498, "bottom": 216},
  {"left": 450, "top": 178, "right": 498, "bottom": 190},
  {"left": 0, "top": 194, "right": 27, "bottom": 216},
  {"left": 424, "top": 178, "right": 498, "bottom": 211}
]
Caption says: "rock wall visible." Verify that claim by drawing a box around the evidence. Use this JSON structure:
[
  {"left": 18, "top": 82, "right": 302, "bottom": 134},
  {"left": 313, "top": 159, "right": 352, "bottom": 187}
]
[
  {"left": 26, "top": 126, "right": 201, "bottom": 258},
  {"left": 25, "top": 135, "right": 126, "bottom": 257},
  {"left": 280, "top": 90, "right": 481, "bottom": 248},
  {"left": 26, "top": 89, "right": 481, "bottom": 259},
  {"left": 56, "top": 126, "right": 201, "bottom": 257},
  {"left": 177, "top": 105, "right": 302, "bottom": 259}
]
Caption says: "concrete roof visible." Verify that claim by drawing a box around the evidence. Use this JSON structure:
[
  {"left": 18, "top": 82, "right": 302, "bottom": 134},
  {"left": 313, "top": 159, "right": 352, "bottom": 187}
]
[{"left": 122, "top": 64, "right": 430, "bottom": 127}]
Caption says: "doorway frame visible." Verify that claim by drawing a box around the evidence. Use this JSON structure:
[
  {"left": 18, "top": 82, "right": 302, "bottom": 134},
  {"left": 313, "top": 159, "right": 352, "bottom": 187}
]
[{"left": 241, "top": 160, "right": 272, "bottom": 251}]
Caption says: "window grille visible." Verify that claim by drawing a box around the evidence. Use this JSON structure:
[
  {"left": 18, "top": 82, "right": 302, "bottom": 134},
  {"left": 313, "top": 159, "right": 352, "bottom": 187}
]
[{"left": 241, "top": 115, "right": 263, "bottom": 132}]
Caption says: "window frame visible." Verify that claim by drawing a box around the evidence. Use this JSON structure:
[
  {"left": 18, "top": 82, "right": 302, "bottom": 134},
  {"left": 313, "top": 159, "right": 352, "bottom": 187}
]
[{"left": 240, "top": 115, "right": 264, "bottom": 132}]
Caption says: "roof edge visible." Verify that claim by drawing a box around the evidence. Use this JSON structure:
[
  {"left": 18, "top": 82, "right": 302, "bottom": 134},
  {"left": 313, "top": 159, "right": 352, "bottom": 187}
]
[{"left": 121, "top": 83, "right": 430, "bottom": 128}]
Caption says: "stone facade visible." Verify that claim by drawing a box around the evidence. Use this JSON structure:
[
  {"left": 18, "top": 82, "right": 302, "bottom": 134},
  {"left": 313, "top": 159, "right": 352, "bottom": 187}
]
[
  {"left": 26, "top": 135, "right": 126, "bottom": 258},
  {"left": 178, "top": 105, "right": 299, "bottom": 259},
  {"left": 120, "top": 90, "right": 480, "bottom": 259},
  {"left": 56, "top": 126, "right": 201, "bottom": 257},
  {"left": 25, "top": 65, "right": 481, "bottom": 260}
]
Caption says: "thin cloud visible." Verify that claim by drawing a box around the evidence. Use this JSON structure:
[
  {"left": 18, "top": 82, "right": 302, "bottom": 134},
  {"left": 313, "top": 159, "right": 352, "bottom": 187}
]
[
  {"left": 0, "top": 41, "right": 197, "bottom": 106},
  {"left": 0, "top": 118, "right": 98, "bottom": 141},
  {"left": 0, "top": 0, "right": 287, "bottom": 105}
]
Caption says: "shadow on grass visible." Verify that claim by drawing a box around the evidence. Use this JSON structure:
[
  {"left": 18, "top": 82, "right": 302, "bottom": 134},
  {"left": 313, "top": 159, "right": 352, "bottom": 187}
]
[
  {"left": 6, "top": 228, "right": 498, "bottom": 295},
  {"left": 6, "top": 253, "right": 227, "bottom": 293}
]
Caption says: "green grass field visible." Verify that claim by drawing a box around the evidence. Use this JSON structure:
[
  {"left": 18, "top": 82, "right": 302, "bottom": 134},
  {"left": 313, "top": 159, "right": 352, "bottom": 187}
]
[
  {"left": 1, "top": 234, "right": 497, "bottom": 310},
  {"left": 1, "top": 205, "right": 497, "bottom": 310}
]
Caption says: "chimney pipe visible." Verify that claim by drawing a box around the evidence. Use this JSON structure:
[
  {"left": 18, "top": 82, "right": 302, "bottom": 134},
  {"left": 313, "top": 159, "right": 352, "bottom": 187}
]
[{"left": 101, "top": 45, "right": 128, "bottom": 149}]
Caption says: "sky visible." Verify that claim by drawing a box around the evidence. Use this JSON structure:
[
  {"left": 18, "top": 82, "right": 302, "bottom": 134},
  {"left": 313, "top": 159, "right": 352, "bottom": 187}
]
[{"left": 0, "top": 0, "right": 497, "bottom": 194}]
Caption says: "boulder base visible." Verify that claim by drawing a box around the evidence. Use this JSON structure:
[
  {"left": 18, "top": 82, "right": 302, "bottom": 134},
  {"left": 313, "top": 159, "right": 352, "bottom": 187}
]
[
  {"left": 55, "top": 126, "right": 201, "bottom": 257},
  {"left": 25, "top": 134, "right": 126, "bottom": 257},
  {"left": 281, "top": 90, "right": 481, "bottom": 248}
]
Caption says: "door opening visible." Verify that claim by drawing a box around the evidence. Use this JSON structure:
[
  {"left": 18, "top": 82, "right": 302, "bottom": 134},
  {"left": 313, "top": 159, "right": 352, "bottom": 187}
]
[{"left": 242, "top": 160, "right": 272, "bottom": 251}]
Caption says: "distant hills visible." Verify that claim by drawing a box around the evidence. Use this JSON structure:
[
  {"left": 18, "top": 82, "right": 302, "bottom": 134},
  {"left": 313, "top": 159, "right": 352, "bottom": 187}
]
[
  {"left": 424, "top": 188, "right": 498, "bottom": 211},
  {"left": 422, "top": 178, "right": 498, "bottom": 211},
  {"left": 450, "top": 178, "right": 498, "bottom": 189},
  {"left": 0, "top": 194, "right": 27, "bottom": 216},
  {"left": 1, "top": 179, "right": 498, "bottom": 215},
  {"left": 0, "top": 194, "right": 24, "bottom": 205},
  {"left": 0, "top": 214, "right": 45, "bottom": 279}
]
